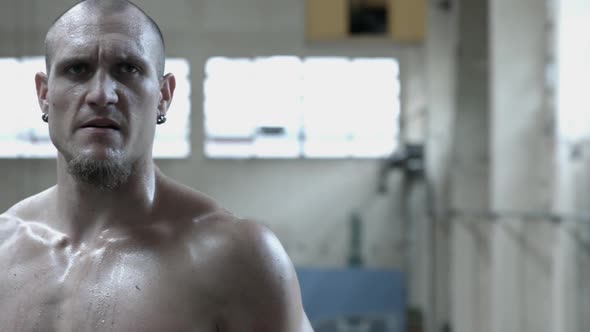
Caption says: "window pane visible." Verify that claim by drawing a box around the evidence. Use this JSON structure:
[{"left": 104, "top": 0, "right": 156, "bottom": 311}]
[
  {"left": 558, "top": 0, "right": 590, "bottom": 143},
  {"left": 204, "top": 56, "right": 400, "bottom": 159}
]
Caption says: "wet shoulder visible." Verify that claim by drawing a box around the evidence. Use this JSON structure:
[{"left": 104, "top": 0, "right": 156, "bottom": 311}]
[
  {"left": 157, "top": 175, "right": 222, "bottom": 221},
  {"left": 2, "top": 187, "right": 55, "bottom": 222},
  {"left": 0, "top": 187, "right": 55, "bottom": 244},
  {"left": 157, "top": 174, "right": 289, "bottom": 271},
  {"left": 187, "top": 211, "right": 303, "bottom": 326},
  {"left": 189, "top": 211, "right": 293, "bottom": 285}
]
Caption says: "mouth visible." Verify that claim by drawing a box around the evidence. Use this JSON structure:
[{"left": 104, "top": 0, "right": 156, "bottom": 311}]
[{"left": 80, "top": 118, "right": 121, "bottom": 131}]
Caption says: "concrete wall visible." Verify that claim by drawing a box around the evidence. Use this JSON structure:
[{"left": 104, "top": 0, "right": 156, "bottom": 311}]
[
  {"left": 446, "top": 0, "right": 589, "bottom": 331},
  {"left": 0, "top": 0, "right": 424, "bottom": 268}
]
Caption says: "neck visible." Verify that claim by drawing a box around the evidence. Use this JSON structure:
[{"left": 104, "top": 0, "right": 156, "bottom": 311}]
[{"left": 52, "top": 154, "right": 160, "bottom": 246}]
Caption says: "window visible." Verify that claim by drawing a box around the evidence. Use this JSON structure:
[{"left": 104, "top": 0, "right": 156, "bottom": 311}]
[
  {"left": 204, "top": 56, "right": 400, "bottom": 159},
  {"left": 558, "top": 0, "right": 590, "bottom": 143},
  {"left": 0, "top": 57, "right": 191, "bottom": 158}
]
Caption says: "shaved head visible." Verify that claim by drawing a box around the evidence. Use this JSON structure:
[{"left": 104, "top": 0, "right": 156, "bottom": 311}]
[{"left": 44, "top": 0, "right": 165, "bottom": 77}]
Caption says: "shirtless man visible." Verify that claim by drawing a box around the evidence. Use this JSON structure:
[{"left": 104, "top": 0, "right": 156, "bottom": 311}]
[{"left": 0, "top": 0, "right": 313, "bottom": 331}]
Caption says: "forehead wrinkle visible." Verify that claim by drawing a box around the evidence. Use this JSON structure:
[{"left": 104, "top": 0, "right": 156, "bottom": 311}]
[
  {"left": 44, "top": 0, "right": 166, "bottom": 77},
  {"left": 46, "top": 4, "right": 164, "bottom": 73},
  {"left": 49, "top": 14, "right": 159, "bottom": 72},
  {"left": 52, "top": 34, "right": 146, "bottom": 66},
  {"left": 55, "top": 42, "right": 147, "bottom": 66}
]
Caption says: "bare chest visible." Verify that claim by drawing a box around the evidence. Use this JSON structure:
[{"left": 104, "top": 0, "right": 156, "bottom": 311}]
[{"left": 0, "top": 242, "right": 218, "bottom": 332}]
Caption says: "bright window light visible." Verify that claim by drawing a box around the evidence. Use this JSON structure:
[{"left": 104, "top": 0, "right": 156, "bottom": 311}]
[
  {"left": 558, "top": 0, "right": 590, "bottom": 143},
  {"left": 0, "top": 57, "right": 191, "bottom": 158},
  {"left": 204, "top": 56, "right": 400, "bottom": 159}
]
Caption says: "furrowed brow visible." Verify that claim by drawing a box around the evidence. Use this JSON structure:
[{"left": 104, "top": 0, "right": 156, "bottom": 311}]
[{"left": 54, "top": 56, "right": 93, "bottom": 70}]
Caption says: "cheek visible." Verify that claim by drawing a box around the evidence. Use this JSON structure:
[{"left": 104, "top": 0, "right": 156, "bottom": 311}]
[
  {"left": 130, "top": 88, "right": 160, "bottom": 123},
  {"left": 128, "top": 101, "right": 158, "bottom": 140},
  {"left": 47, "top": 85, "right": 83, "bottom": 114},
  {"left": 124, "top": 83, "right": 161, "bottom": 137},
  {"left": 47, "top": 100, "right": 74, "bottom": 134}
]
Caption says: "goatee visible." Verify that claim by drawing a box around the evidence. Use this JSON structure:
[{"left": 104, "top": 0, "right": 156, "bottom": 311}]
[{"left": 67, "top": 154, "right": 132, "bottom": 191}]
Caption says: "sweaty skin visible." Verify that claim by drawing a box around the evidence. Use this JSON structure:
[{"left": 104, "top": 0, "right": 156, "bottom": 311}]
[
  {"left": 0, "top": 1, "right": 313, "bottom": 331},
  {"left": 0, "top": 174, "right": 312, "bottom": 331}
]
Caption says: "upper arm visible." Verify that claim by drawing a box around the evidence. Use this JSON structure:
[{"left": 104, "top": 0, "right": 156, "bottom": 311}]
[{"left": 220, "top": 220, "right": 313, "bottom": 332}]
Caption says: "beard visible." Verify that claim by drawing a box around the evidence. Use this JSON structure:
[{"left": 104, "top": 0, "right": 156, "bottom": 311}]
[{"left": 67, "top": 153, "right": 132, "bottom": 191}]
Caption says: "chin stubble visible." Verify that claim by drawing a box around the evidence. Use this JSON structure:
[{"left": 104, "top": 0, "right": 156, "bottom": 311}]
[{"left": 67, "top": 154, "right": 132, "bottom": 191}]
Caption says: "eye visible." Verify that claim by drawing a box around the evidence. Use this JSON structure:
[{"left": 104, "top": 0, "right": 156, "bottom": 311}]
[
  {"left": 65, "top": 63, "right": 88, "bottom": 76},
  {"left": 118, "top": 63, "right": 140, "bottom": 75}
]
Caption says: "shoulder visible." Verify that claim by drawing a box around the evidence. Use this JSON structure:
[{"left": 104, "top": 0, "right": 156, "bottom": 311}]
[
  {"left": 200, "top": 216, "right": 294, "bottom": 280},
  {"left": 0, "top": 189, "right": 51, "bottom": 244},
  {"left": 190, "top": 213, "right": 289, "bottom": 273},
  {"left": 0, "top": 187, "right": 55, "bottom": 241},
  {"left": 0, "top": 187, "right": 74, "bottom": 253},
  {"left": 192, "top": 215, "right": 312, "bottom": 331},
  {"left": 191, "top": 212, "right": 289, "bottom": 270},
  {"left": 2, "top": 187, "right": 55, "bottom": 222},
  {"left": 156, "top": 175, "right": 312, "bottom": 330},
  {"left": 0, "top": 189, "right": 42, "bottom": 246},
  {"left": 156, "top": 173, "right": 222, "bottom": 220}
]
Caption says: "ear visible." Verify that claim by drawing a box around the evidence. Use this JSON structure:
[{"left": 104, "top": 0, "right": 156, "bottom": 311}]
[
  {"left": 35, "top": 72, "right": 49, "bottom": 114},
  {"left": 158, "top": 73, "right": 176, "bottom": 115}
]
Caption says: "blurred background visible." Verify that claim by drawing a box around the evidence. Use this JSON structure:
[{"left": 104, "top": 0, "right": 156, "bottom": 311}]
[{"left": 0, "top": 0, "right": 588, "bottom": 331}]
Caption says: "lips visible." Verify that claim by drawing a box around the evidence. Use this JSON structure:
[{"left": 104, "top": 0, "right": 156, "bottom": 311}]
[{"left": 80, "top": 118, "right": 121, "bottom": 130}]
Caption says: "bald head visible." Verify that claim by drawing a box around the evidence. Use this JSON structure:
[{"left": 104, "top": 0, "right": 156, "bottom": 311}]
[{"left": 44, "top": 0, "right": 165, "bottom": 77}]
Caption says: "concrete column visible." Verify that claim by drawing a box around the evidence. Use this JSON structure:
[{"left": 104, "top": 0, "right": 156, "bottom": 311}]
[
  {"left": 451, "top": 217, "right": 492, "bottom": 332},
  {"left": 553, "top": 136, "right": 590, "bottom": 332},
  {"left": 579, "top": 229, "right": 590, "bottom": 331},
  {"left": 552, "top": 224, "right": 579, "bottom": 332},
  {"left": 425, "top": 1, "right": 458, "bottom": 332},
  {"left": 447, "top": 0, "right": 492, "bottom": 331},
  {"left": 490, "top": 1, "right": 555, "bottom": 332}
]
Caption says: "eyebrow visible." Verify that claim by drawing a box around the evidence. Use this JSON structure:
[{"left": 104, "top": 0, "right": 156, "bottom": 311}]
[
  {"left": 115, "top": 53, "right": 149, "bottom": 66},
  {"left": 53, "top": 53, "right": 151, "bottom": 72},
  {"left": 53, "top": 56, "right": 94, "bottom": 70}
]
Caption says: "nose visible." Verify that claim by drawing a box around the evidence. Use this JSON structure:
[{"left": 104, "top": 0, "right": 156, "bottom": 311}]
[{"left": 85, "top": 71, "right": 119, "bottom": 108}]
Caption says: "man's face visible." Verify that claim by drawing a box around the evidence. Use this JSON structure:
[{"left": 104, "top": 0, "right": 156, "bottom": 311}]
[{"left": 38, "top": 8, "right": 171, "bottom": 171}]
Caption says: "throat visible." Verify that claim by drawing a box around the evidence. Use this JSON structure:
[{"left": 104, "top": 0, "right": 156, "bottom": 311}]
[{"left": 51, "top": 161, "right": 161, "bottom": 244}]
